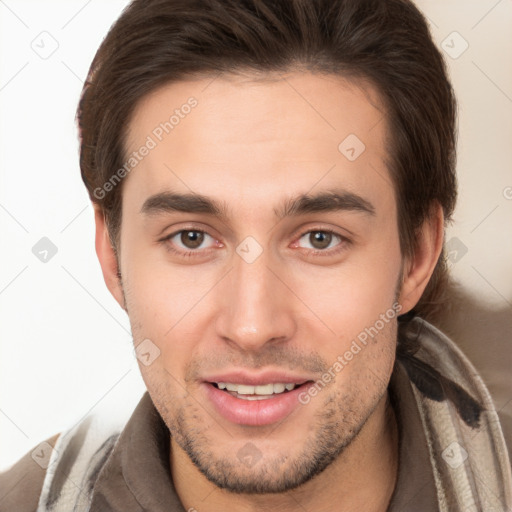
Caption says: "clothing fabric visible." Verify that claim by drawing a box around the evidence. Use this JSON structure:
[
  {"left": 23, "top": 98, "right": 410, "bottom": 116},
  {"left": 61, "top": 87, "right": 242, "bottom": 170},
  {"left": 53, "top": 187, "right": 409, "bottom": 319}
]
[{"left": 1, "top": 317, "right": 511, "bottom": 511}]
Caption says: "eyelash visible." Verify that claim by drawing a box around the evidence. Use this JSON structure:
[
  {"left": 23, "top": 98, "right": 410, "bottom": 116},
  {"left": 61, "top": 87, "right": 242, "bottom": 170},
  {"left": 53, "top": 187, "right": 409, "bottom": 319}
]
[{"left": 159, "top": 227, "right": 351, "bottom": 259}]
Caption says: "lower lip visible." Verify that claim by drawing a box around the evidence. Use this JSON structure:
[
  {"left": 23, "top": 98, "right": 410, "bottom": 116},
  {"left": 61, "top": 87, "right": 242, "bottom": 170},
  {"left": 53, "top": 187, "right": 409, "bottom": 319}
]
[{"left": 202, "top": 382, "right": 311, "bottom": 426}]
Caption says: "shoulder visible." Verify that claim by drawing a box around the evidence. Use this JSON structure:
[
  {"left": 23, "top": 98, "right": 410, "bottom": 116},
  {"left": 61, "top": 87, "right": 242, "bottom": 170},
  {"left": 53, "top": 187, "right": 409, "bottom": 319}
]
[{"left": 0, "top": 433, "right": 60, "bottom": 512}]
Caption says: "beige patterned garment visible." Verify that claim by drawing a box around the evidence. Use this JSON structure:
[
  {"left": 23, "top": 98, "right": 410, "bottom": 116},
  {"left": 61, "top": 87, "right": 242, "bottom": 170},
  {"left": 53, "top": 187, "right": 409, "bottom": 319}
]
[{"left": 395, "top": 317, "right": 512, "bottom": 510}]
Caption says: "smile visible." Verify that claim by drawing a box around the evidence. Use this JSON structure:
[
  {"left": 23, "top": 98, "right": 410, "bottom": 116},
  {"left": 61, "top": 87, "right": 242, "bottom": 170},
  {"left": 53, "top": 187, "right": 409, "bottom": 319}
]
[
  {"left": 203, "top": 378, "right": 313, "bottom": 426},
  {"left": 214, "top": 382, "right": 298, "bottom": 400}
]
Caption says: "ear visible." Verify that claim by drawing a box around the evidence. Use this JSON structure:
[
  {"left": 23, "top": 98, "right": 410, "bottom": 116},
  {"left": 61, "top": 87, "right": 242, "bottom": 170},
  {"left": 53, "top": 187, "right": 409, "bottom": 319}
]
[
  {"left": 398, "top": 203, "right": 444, "bottom": 314},
  {"left": 93, "top": 205, "right": 126, "bottom": 311}
]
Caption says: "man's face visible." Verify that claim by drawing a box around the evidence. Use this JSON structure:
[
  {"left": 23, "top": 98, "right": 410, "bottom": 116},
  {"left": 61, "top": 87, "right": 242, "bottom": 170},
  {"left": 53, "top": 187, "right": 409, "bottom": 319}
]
[{"left": 117, "top": 72, "right": 403, "bottom": 493}]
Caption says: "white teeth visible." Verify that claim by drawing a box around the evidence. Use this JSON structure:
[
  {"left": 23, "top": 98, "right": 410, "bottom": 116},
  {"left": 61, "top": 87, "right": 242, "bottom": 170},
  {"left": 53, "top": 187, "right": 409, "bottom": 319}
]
[
  {"left": 237, "top": 384, "right": 256, "bottom": 395},
  {"left": 215, "top": 382, "right": 298, "bottom": 395},
  {"left": 273, "top": 383, "right": 286, "bottom": 393},
  {"left": 238, "top": 395, "right": 271, "bottom": 401},
  {"left": 254, "top": 384, "right": 274, "bottom": 395}
]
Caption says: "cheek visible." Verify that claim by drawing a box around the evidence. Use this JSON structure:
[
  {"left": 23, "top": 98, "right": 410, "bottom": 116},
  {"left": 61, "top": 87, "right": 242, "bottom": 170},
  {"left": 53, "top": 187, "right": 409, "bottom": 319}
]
[
  {"left": 297, "top": 247, "right": 401, "bottom": 335},
  {"left": 289, "top": 239, "right": 401, "bottom": 383},
  {"left": 122, "top": 260, "right": 217, "bottom": 386},
  {"left": 122, "top": 242, "right": 210, "bottom": 333},
  {"left": 328, "top": 316, "right": 397, "bottom": 405}
]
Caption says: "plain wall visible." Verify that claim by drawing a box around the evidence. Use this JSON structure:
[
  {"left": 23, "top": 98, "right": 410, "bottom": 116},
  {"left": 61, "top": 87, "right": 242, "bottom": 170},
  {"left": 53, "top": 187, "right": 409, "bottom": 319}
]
[{"left": 0, "top": 0, "right": 511, "bottom": 471}]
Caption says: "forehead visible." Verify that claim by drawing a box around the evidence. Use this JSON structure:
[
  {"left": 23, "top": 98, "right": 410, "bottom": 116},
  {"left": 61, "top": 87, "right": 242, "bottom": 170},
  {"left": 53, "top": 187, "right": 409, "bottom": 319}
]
[{"left": 122, "top": 72, "right": 393, "bottom": 216}]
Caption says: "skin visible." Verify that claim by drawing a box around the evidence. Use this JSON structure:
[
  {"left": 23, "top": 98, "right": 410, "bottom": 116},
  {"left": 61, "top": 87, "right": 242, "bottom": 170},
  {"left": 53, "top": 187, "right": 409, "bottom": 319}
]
[{"left": 94, "top": 71, "right": 443, "bottom": 511}]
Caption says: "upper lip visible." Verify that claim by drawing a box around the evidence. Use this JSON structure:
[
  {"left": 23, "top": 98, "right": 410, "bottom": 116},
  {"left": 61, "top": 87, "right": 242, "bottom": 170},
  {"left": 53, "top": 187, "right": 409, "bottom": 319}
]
[{"left": 202, "top": 370, "right": 313, "bottom": 386}]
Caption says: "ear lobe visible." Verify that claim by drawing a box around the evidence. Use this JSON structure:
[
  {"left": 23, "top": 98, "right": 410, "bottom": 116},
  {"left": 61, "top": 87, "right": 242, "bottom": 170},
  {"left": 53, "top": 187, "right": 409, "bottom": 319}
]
[
  {"left": 398, "top": 204, "right": 444, "bottom": 315},
  {"left": 93, "top": 205, "right": 126, "bottom": 311}
]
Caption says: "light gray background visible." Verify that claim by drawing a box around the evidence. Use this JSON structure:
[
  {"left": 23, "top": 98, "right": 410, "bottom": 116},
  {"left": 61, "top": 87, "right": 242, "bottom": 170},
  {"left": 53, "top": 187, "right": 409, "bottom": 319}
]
[{"left": 1, "top": 0, "right": 511, "bottom": 470}]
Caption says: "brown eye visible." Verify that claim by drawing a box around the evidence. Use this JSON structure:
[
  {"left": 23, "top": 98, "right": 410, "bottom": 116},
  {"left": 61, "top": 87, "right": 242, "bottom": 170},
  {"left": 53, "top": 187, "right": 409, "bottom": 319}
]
[
  {"left": 309, "top": 231, "right": 332, "bottom": 250},
  {"left": 161, "top": 228, "right": 219, "bottom": 258},
  {"left": 180, "top": 230, "right": 205, "bottom": 249},
  {"left": 297, "top": 230, "right": 341, "bottom": 251}
]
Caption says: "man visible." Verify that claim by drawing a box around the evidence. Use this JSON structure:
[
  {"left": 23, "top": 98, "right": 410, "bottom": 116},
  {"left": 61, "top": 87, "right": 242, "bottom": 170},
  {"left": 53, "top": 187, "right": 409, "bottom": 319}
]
[{"left": 1, "top": 0, "right": 511, "bottom": 510}]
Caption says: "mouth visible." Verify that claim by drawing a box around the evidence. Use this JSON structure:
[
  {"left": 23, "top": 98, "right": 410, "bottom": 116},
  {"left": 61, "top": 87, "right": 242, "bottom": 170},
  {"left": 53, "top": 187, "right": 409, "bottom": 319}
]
[
  {"left": 202, "top": 377, "right": 314, "bottom": 426},
  {"left": 210, "top": 381, "right": 306, "bottom": 400}
]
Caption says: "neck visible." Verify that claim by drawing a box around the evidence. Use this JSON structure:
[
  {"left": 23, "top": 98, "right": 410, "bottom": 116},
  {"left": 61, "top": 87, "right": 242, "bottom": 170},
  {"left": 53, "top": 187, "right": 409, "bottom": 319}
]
[{"left": 170, "top": 392, "right": 398, "bottom": 512}]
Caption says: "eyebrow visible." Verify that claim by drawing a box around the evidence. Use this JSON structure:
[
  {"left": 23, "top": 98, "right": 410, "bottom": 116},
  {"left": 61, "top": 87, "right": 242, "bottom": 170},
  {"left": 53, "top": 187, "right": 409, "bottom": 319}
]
[{"left": 140, "top": 189, "right": 375, "bottom": 221}]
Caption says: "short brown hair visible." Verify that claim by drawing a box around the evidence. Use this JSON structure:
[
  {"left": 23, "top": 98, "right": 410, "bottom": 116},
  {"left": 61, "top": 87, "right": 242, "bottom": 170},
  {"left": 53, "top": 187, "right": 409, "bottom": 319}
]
[{"left": 77, "top": 0, "right": 457, "bottom": 321}]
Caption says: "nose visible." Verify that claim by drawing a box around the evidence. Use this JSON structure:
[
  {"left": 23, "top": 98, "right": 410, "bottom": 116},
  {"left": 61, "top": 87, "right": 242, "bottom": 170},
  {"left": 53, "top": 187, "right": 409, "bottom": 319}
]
[{"left": 214, "top": 249, "right": 297, "bottom": 353}]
